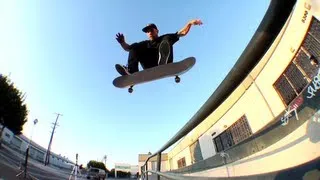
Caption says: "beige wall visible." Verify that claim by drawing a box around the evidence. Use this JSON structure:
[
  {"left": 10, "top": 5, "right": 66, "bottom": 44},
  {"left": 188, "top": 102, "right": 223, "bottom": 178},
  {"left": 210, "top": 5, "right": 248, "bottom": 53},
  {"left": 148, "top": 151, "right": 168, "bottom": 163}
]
[
  {"left": 138, "top": 153, "right": 169, "bottom": 173},
  {"left": 253, "top": 0, "right": 314, "bottom": 118},
  {"left": 168, "top": 146, "right": 192, "bottom": 170},
  {"left": 167, "top": 83, "right": 246, "bottom": 161},
  {"left": 197, "top": 77, "right": 275, "bottom": 160},
  {"left": 166, "top": 0, "right": 319, "bottom": 172}
]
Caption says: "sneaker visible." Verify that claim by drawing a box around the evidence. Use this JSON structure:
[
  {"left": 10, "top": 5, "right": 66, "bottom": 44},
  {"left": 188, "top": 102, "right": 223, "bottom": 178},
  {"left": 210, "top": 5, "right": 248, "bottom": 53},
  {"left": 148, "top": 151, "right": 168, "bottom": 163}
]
[
  {"left": 115, "top": 64, "right": 131, "bottom": 75},
  {"left": 158, "top": 41, "right": 170, "bottom": 65}
]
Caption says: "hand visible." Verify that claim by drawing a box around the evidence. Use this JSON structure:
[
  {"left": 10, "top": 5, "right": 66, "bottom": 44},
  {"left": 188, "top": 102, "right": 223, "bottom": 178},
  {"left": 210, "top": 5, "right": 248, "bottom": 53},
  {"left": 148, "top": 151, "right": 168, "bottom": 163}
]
[
  {"left": 116, "top": 33, "right": 125, "bottom": 44},
  {"left": 189, "top": 19, "right": 203, "bottom": 26}
]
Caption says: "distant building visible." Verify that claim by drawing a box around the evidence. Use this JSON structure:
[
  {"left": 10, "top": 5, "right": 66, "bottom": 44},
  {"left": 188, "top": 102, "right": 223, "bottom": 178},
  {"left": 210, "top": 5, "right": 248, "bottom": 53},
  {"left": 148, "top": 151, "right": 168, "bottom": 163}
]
[
  {"left": 114, "top": 163, "right": 139, "bottom": 177},
  {"left": 0, "top": 124, "right": 73, "bottom": 169}
]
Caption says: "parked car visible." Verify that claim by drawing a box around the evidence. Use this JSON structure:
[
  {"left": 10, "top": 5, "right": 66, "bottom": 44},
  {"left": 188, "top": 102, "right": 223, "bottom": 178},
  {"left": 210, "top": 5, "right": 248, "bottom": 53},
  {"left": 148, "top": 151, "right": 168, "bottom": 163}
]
[{"left": 86, "top": 167, "right": 106, "bottom": 180}]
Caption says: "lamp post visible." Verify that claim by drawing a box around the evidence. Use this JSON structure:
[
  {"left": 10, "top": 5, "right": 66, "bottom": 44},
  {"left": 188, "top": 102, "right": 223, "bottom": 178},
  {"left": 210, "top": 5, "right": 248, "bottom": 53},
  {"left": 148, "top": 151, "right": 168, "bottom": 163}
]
[
  {"left": 17, "top": 118, "right": 38, "bottom": 178},
  {"left": 27, "top": 119, "right": 38, "bottom": 148},
  {"left": 103, "top": 155, "right": 107, "bottom": 166},
  {"left": 24, "top": 118, "right": 38, "bottom": 178}
]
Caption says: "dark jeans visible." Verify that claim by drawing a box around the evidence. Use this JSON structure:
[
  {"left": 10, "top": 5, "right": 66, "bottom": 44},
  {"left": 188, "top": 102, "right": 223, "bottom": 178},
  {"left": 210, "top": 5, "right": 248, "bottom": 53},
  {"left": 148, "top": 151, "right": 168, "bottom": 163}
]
[{"left": 127, "top": 40, "right": 174, "bottom": 73}]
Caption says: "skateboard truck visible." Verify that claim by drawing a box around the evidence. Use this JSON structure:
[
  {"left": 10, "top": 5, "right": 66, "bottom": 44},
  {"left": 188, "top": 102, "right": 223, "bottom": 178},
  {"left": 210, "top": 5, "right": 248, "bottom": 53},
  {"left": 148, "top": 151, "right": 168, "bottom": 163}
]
[
  {"left": 175, "top": 76, "right": 180, "bottom": 83},
  {"left": 128, "top": 76, "right": 180, "bottom": 93},
  {"left": 129, "top": 85, "right": 134, "bottom": 93}
]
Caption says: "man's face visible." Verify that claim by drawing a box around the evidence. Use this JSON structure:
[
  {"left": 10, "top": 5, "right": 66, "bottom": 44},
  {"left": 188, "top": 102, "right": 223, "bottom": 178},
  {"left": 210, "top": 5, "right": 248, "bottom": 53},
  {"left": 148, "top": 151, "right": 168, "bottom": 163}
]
[{"left": 146, "top": 28, "right": 158, "bottom": 40}]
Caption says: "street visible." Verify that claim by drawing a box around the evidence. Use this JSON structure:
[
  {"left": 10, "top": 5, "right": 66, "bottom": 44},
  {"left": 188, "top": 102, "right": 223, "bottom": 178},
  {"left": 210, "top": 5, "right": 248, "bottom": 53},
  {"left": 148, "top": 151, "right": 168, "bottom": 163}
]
[
  {"left": 0, "top": 145, "right": 75, "bottom": 180},
  {"left": 0, "top": 145, "right": 162, "bottom": 180}
]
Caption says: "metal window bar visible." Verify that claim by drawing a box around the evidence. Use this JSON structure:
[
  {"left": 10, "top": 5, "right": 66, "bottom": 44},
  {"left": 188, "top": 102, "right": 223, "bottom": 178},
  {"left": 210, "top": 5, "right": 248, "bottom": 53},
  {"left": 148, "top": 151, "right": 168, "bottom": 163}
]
[
  {"left": 294, "top": 49, "right": 318, "bottom": 80},
  {"left": 212, "top": 115, "right": 252, "bottom": 154},
  {"left": 274, "top": 60, "right": 309, "bottom": 106},
  {"left": 309, "top": 17, "right": 320, "bottom": 40},
  {"left": 274, "top": 74, "right": 297, "bottom": 105},
  {"left": 230, "top": 115, "right": 252, "bottom": 144},
  {"left": 284, "top": 63, "right": 308, "bottom": 94},
  {"left": 303, "top": 33, "right": 320, "bottom": 61},
  {"left": 213, "top": 136, "right": 224, "bottom": 153}
]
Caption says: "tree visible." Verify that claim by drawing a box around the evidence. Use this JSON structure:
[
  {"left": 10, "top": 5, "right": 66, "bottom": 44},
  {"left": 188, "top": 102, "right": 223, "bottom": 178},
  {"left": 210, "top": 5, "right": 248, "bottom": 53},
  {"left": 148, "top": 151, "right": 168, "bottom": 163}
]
[
  {"left": 87, "top": 160, "right": 108, "bottom": 172},
  {"left": 0, "top": 74, "right": 28, "bottom": 146},
  {"left": 109, "top": 169, "right": 115, "bottom": 177}
]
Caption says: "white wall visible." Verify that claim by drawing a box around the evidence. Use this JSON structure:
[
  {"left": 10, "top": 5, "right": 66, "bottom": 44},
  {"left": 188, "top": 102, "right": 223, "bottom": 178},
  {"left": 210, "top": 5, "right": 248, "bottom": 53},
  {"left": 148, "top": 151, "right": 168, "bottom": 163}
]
[{"left": 0, "top": 126, "right": 14, "bottom": 143}]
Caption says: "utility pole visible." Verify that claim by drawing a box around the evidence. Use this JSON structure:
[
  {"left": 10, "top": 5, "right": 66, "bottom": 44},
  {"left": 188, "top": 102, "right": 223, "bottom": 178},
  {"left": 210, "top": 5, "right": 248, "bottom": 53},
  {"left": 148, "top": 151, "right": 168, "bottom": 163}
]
[{"left": 44, "top": 113, "right": 62, "bottom": 166}]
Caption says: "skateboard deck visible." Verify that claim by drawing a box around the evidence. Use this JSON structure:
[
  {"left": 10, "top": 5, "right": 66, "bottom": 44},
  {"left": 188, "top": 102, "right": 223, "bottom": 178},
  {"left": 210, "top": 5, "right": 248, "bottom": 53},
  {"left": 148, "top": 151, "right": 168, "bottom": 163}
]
[{"left": 113, "top": 57, "right": 196, "bottom": 93}]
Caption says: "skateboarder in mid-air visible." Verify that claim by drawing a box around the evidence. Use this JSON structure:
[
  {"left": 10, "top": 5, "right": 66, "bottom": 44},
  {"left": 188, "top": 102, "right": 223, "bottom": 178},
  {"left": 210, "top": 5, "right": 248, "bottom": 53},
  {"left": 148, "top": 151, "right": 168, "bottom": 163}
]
[{"left": 115, "top": 19, "right": 203, "bottom": 75}]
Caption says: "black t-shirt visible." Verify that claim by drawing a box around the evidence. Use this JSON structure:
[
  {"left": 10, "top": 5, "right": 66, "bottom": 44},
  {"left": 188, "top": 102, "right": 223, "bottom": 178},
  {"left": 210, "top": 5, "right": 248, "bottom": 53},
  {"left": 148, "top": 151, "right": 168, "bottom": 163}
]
[{"left": 129, "top": 32, "right": 180, "bottom": 55}]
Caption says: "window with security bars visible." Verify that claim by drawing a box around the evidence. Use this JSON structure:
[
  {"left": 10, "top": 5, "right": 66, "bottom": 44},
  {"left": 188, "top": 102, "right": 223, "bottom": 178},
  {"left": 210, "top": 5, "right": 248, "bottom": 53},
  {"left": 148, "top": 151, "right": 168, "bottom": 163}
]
[
  {"left": 274, "top": 57, "right": 309, "bottom": 105},
  {"left": 213, "top": 115, "right": 252, "bottom": 153},
  {"left": 177, "top": 157, "right": 186, "bottom": 168},
  {"left": 214, "top": 136, "right": 224, "bottom": 152},
  {"left": 310, "top": 17, "right": 320, "bottom": 39},
  {"left": 285, "top": 63, "right": 308, "bottom": 93},
  {"left": 295, "top": 49, "right": 318, "bottom": 79},
  {"left": 274, "top": 74, "right": 297, "bottom": 105},
  {"left": 302, "top": 35, "right": 320, "bottom": 61},
  {"left": 303, "top": 17, "right": 320, "bottom": 61},
  {"left": 274, "top": 17, "right": 320, "bottom": 105},
  {"left": 229, "top": 115, "right": 252, "bottom": 144}
]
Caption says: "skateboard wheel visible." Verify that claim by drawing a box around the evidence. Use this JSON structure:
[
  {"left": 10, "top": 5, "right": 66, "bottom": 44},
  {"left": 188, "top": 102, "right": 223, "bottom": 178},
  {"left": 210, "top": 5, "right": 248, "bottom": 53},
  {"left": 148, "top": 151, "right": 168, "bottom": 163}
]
[
  {"left": 128, "top": 86, "right": 133, "bottom": 93},
  {"left": 175, "top": 76, "right": 180, "bottom": 83}
]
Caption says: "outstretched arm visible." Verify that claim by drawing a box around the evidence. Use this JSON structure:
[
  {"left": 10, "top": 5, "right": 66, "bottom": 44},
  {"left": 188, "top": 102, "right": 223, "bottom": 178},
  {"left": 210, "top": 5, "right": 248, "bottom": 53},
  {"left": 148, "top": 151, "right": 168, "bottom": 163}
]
[
  {"left": 177, "top": 19, "right": 203, "bottom": 37},
  {"left": 116, "top": 33, "right": 130, "bottom": 51}
]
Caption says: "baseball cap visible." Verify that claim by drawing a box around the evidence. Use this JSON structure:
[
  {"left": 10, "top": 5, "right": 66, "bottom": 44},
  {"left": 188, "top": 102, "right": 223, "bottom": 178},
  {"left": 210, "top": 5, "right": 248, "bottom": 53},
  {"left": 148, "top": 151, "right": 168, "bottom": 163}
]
[{"left": 142, "top": 23, "right": 158, "bottom": 32}]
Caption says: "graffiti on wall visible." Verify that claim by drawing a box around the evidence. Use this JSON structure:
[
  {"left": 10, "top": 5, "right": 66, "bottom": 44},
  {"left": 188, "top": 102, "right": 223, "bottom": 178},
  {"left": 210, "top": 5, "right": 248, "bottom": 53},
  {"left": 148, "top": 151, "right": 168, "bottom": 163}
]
[
  {"left": 307, "top": 68, "right": 320, "bottom": 99},
  {"left": 281, "top": 96, "right": 304, "bottom": 126}
]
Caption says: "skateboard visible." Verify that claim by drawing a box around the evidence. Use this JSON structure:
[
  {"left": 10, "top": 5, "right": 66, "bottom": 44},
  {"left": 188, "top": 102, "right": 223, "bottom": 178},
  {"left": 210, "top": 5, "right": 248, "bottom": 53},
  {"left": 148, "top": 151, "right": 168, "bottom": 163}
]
[{"left": 112, "top": 57, "right": 196, "bottom": 93}]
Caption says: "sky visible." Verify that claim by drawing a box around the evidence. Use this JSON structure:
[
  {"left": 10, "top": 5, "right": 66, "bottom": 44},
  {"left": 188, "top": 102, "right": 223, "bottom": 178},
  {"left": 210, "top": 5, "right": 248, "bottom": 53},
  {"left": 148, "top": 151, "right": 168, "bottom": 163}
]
[{"left": 0, "top": 0, "right": 269, "bottom": 169}]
